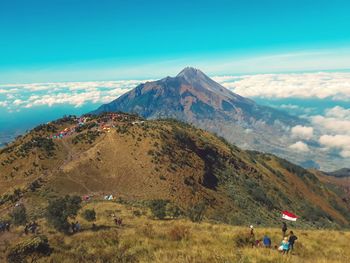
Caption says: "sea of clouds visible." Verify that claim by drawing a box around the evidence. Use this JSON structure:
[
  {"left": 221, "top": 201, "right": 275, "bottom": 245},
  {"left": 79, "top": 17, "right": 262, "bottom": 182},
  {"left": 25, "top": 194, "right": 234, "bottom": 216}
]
[
  {"left": 214, "top": 72, "right": 350, "bottom": 161},
  {"left": 1, "top": 71, "right": 349, "bottom": 163}
]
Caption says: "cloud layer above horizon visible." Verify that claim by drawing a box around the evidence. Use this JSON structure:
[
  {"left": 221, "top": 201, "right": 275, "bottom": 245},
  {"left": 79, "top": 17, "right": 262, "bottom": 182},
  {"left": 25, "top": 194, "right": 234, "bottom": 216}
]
[
  {"left": 1, "top": 71, "right": 350, "bottom": 165},
  {"left": 213, "top": 72, "right": 350, "bottom": 101},
  {"left": 1, "top": 71, "right": 350, "bottom": 111}
]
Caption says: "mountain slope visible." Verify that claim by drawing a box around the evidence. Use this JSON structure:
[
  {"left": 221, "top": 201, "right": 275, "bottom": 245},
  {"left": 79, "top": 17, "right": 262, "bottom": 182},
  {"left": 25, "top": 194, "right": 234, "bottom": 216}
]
[
  {"left": 93, "top": 67, "right": 299, "bottom": 126},
  {"left": 1, "top": 113, "right": 349, "bottom": 227},
  {"left": 92, "top": 67, "right": 322, "bottom": 169}
]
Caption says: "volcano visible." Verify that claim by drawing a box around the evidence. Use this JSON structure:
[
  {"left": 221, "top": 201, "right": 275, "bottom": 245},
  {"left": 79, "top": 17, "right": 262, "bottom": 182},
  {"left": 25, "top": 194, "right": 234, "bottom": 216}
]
[{"left": 92, "top": 67, "right": 307, "bottom": 165}]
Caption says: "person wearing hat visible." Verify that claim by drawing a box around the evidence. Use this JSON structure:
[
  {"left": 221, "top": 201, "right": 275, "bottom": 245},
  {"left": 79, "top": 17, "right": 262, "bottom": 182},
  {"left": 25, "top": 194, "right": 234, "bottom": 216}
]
[
  {"left": 249, "top": 225, "right": 254, "bottom": 235},
  {"left": 249, "top": 225, "right": 255, "bottom": 247}
]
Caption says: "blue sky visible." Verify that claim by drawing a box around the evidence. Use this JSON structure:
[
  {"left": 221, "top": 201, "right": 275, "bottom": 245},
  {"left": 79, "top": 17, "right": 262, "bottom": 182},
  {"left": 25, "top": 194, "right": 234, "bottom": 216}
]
[{"left": 1, "top": 0, "right": 350, "bottom": 83}]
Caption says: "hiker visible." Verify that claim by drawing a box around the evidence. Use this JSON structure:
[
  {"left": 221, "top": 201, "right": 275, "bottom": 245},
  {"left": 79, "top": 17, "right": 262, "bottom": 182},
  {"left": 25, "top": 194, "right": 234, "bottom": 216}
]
[
  {"left": 288, "top": 231, "right": 298, "bottom": 252},
  {"left": 249, "top": 225, "right": 255, "bottom": 247},
  {"left": 114, "top": 217, "right": 123, "bottom": 226},
  {"left": 279, "top": 237, "right": 290, "bottom": 255},
  {"left": 249, "top": 225, "right": 254, "bottom": 237},
  {"left": 71, "top": 222, "right": 76, "bottom": 233},
  {"left": 27, "top": 222, "right": 33, "bottom": 234},
  {"left": 263, "top": 235, "right": 271, "bottom": 248},
  {"left": 255, "top": 239, "right": 262, "bottom": 247},
  {"left": 282, "top": 222, "right": 287, "bottom": 237},
  {"left": 75, "top": 221, "right": 81, "bottom": 232},
  {"left": 30, "top": 221, "right": 38, "bottom": 234},
  {"left": 24, "top": 224, "right": 29, "bottom": 235},
  {"left": 5, "top": 222, "right": 10, "bottom": 232}
]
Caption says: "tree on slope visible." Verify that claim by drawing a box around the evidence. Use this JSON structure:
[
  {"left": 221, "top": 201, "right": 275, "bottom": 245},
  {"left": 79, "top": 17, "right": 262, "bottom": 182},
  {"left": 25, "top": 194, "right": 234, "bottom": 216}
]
[{"left": 46, "top": 195, "right": 81, "bottom": 233}]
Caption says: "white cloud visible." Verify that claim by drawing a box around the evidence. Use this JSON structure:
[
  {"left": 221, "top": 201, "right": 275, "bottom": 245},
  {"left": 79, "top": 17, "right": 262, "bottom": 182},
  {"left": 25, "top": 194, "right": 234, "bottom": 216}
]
[
  {"left": 325, "top": 106, "right": 350, "bottom": 120},
  {"left": 0, "top": 101, "right": 8, "bottom": 107},
  {"left": 311, "top": 114, "right": 350, "bottom": 136},
  {"left": 25, "top": 91, "right": 102, "bottom": 108},
  {"left": 0, "top": 80, "right": 150, "bottom": 110},
  {"left": 213, "top": 72, "right": 350, "bottom": 101},
  {"left": 291, "top": 125, "right": 314, "bottom": 140},
  {"left": 279, "top": 104, "right": 300, "bottom": 110},
  {"left": 305, "top": 106, "right": 350, "bottom": 158},
  {"left": 319, "top": 134, "right": 350, "bottom": 158},
  {"left": 13, "top": 99, "right": 25, "bottom": 106},
  {"left": 289, "top": 141, "right": 310, "bottom": 152},
  {"left": 340, "top": 150, "right": 350, "bottom": 158}
]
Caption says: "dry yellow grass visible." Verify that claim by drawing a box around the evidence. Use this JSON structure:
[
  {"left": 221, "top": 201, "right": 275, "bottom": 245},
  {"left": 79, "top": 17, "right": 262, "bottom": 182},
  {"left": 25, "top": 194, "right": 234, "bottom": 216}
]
[{"left": 2, "top": 201, "right": 349, "bottom": 263}]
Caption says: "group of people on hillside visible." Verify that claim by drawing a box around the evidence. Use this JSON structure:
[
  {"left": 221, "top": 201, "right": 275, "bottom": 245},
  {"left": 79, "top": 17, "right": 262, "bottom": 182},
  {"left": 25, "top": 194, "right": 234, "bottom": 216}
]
[
  {"left": 114, "top": 217, "right": 123, "bottom": 226},
  {"left": 24, "top": 221, "right": 39, "bottom": 235},
  {"left": 0, "top": 221, "right": 10, "bottom": 232},
  {"left": 279, "top": 222, "right": 298, "bottom": 254},
  {"left": 249, "top": 222, "right": 298, "bottom": 255},
  {"left": 71, "top": 221, "right": 81, "bottom": 233}
]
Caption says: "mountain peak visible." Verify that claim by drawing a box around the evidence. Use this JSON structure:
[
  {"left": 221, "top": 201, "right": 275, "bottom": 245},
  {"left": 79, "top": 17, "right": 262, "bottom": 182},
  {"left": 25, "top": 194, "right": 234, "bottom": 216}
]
[{"left": 176, "top": 67, "right": 207, "bottom": 80}]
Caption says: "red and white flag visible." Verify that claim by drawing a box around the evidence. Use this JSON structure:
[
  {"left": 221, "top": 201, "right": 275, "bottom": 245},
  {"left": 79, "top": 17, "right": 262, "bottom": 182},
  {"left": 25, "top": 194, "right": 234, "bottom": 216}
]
[{"left": 282, "top": 210, "right": 298, "bottom": 221}]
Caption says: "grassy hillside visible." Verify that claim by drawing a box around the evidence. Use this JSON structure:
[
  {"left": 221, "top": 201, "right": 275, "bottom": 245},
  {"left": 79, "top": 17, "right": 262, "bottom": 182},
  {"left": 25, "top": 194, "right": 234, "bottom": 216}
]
[
  {"left": 1, "top": 200, "right": 349, "bottom": 263},
  {"left": 0, "top": 113, "right": 349, "bottom": 228}
]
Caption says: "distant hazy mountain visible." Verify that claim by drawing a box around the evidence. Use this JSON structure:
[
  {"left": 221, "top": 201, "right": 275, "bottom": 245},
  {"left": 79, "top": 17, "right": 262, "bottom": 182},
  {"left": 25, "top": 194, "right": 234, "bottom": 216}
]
[
  {"left": 326, "top": 168, "right": 350, "bottom": 178},
  {"left": 93, "top": 68, "right": 309, "bottom": 161}
]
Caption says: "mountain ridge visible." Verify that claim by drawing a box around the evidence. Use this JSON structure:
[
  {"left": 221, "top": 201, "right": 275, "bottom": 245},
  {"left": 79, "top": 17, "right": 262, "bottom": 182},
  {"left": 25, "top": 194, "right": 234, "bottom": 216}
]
[{"left": 0, "top": 113, "right": 349, "bottom": 227}]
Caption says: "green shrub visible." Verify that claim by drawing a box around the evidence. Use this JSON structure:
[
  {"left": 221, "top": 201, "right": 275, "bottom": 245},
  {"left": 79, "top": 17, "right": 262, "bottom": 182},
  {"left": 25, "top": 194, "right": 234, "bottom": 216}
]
[
  {"left": 166, "top": 203, "right": 182, "bottom": 218},
  {"left": 149, "top": 199, "right": 168, "bottom": 219},
  {"left": 18, "top": 137, "right": 55, "bottom": 156},
  {"left": 82, "top": 209, "right": 96, "bottom": 222},
  {"left": 46, "top": 195, "right": 82, "bottom": 233},
  {"left": 250, "top": 187, "right": 273, "bottom": 209},
  {"left": 28, "top": 180, "right": 41, "bottom": 192},
  {"left": 188, "top": 203, "right": 206, "bottom": 222},
  {"left": 7, "top": 235, "right": 52, "bottom": 263},
  {"left": 133, "top": 210, "right": 142, "bottom": 217},
  {"left": 10, "top": 205, "right": 27, "bottom": 226}
]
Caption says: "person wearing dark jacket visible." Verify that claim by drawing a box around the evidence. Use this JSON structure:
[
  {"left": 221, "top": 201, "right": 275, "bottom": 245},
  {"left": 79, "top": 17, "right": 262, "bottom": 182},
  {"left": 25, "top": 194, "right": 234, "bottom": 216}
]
[
  {"left": 288, "top": 231, "right": 298, "bottom": 251},
  {"left": 282, "top": 222, "right": 287, "bottom": 237}
]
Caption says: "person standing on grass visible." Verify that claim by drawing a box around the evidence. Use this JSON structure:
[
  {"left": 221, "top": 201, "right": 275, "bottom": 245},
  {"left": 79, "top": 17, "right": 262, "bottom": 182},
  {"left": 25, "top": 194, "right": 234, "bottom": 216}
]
[
  {"left": 280, "top": 237, "right": 290, "bottom": 254},
  {"left": 249, "top": 225, "right": 255, "bottom": 247},
  {"left": 5, "top": 222, "right": 10, "bottom": 232},
  {"left": 249, "top": 225, "right": 254, "bottom": 236},
  {"left": 263, "top": 235, "right": 271, "bottom": 248},
  {"left": 288, "top": 231, "right": 298, "bottom": 252},
  {"left": 24, "top": 224, "right": 29, "bottom": 235},
  {"left": 282, "top": 222, "right": 287, "bottom": 237}
]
